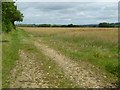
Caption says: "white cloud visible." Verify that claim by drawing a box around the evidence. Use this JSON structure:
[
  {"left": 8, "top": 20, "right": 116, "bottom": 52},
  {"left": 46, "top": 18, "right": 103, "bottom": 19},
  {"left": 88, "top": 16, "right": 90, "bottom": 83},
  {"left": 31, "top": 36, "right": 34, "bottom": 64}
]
[{"left": 16, "top": 2, "right": 118, "bottom": 24}]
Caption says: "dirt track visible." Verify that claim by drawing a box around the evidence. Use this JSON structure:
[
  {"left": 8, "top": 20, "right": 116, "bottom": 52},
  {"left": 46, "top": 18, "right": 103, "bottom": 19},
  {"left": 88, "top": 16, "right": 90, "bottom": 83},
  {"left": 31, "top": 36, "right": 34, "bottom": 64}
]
[
  {"left": 9, "top": 50, "right": 49, "bottom": 88},
  {"left": 9, "top": 39, "right": 116, "bottom": 88},
  {"left": 34, "top": 40, "right": 115, "bottom": 88}
]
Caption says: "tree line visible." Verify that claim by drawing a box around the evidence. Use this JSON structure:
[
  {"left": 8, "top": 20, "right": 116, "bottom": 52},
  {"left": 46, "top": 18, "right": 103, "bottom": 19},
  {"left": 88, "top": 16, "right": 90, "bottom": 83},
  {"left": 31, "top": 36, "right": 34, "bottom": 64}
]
[
  {"left": 2, "top": 1, "right": 23, "bottom": 32},
  {"left": 98, "top": 22, "right": 119, "bottom": 27},
  {"left": 17, "top": 22, "right": 119, "bottom": 28}
]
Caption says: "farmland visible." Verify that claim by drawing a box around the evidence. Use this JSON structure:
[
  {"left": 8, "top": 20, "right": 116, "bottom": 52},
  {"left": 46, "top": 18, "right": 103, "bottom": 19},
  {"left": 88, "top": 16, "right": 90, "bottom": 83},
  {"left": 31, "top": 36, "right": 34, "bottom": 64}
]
[{"left": 2, "top": 27, "right": 118, "bottom": 88}]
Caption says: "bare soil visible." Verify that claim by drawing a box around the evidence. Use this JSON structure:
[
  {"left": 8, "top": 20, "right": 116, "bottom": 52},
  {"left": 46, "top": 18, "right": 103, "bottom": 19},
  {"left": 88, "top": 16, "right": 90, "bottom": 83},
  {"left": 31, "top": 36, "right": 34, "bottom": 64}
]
[
  {"left": 9, "top": 50, "right": 49, "bottom": 88},
  {"left": 34, "top": 40, "right": 116, "bottom": 88}
]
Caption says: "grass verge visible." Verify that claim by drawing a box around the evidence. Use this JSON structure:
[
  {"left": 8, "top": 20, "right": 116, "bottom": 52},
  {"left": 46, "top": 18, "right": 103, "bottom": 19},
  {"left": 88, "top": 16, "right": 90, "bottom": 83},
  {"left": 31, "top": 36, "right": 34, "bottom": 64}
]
[{"left": 2, "top": 29, "right": 25, "bottom": 87}]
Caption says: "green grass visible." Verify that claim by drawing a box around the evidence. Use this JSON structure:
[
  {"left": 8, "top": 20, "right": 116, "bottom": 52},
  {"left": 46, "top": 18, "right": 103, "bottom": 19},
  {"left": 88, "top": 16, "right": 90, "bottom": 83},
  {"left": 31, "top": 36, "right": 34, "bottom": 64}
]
[
  {"left": 2, "top": 29, "right": 30, "bottom": 87},
  {"left": 2, "top": 29, "right": 79, "bottom": 88},
  {"left": 22, "top": 30, "right": 80, "bottom": 87},
  {"left": 20, "top": 32, "right": 79, "bottom": 88},
  {"left": 42, "top": 32, "right": 118, "bottom": 77},
  {"left": 2, "top": 30, "right": 21, "bottom": 87},
  {"left": 2, "top": 27, "right": 118, "bottom": 87},
  {"left": 23, "top": 27, "right": 118, "bottom": 79}
]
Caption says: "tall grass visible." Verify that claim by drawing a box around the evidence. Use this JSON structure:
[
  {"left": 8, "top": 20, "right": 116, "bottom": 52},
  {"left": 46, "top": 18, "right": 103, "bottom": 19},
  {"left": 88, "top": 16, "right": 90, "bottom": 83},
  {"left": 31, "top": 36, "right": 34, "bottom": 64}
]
[{"left": 22, "top": 27, "right": 118, "bottom": 78}]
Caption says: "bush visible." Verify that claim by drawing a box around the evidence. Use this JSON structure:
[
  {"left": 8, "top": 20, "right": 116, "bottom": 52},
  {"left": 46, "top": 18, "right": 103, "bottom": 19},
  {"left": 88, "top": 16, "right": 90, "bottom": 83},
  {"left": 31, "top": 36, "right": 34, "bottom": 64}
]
[
  {"left": 2, "top": 22, "right": 7, "bottom": 32},
  {"left": 2, "top": 21, "right": 13, "bottom": 33},
  {"left": 6, "top": 21, "right": 13, "bottom": 32}
]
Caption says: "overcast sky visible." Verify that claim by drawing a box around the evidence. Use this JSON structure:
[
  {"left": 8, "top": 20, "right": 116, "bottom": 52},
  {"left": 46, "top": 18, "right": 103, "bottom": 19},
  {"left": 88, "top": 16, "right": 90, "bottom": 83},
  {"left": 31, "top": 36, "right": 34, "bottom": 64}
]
[{"left": 16, "top": 2, "right": 118, "bottom": 25}]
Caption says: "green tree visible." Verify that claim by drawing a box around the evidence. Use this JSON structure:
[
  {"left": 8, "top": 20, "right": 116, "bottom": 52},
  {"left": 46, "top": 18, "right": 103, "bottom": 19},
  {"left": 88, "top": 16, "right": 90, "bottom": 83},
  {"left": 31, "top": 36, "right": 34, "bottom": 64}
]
[
  {"left": 2, "top": 2, "right": 23, "bottom": 32},
  {"left": 68, "top": 24, "right": 74, "bottom": 27},
  {"left": 98, "top": 22, "right": 110, "bottom": 27}
]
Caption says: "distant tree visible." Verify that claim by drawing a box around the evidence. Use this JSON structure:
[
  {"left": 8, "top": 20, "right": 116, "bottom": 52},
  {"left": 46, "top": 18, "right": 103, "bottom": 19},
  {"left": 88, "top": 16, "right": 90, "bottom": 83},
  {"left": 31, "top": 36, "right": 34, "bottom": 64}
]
[
  {"left": 2, "top": 2, "right": 23, "bottom": 32},
  {"left": 39, "top": 24, "right": 51, "bottom": 27},
  {"left": 98, "top": 22, "right": 110, "bottom": 27},
  {"left": 68, "top": 24, "right": 74, "bottom": 27}
]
